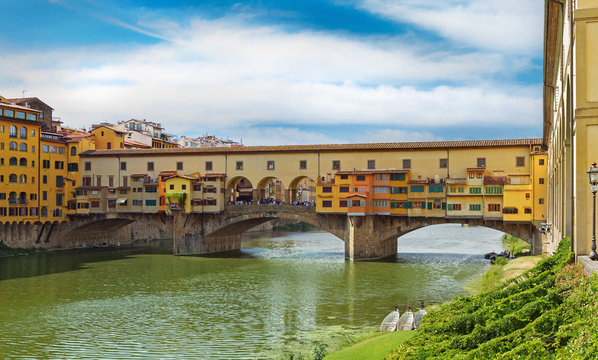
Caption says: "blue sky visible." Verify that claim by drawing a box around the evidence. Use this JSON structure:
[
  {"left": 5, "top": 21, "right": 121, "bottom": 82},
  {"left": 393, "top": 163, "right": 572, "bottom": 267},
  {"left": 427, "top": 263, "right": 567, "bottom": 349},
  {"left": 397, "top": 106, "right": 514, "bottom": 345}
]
[{"left": 0, "top": 0, "right": 544, "bottom": 145}]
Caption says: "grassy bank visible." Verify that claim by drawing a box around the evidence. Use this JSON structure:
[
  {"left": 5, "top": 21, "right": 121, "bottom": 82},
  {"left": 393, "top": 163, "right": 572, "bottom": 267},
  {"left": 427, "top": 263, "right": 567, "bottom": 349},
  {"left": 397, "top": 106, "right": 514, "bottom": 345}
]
[
  {"left": 325, "top": 331, "right": 416, "bottom": 360},
  {"left": 0, "top": 241, "right": 44, "bottom": 257},
  {"left": 385, "top": 238, "right": 598, "bottom": 359},
  {"left": 502, "top": 234, "right": 531, "bottom": 256}
]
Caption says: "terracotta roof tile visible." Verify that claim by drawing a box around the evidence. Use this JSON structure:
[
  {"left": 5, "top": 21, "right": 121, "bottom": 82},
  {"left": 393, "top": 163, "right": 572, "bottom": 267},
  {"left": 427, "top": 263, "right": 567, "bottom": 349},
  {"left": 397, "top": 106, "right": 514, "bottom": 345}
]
[{"left": 80, "top": 138, "right": 543, "bottom": 157}]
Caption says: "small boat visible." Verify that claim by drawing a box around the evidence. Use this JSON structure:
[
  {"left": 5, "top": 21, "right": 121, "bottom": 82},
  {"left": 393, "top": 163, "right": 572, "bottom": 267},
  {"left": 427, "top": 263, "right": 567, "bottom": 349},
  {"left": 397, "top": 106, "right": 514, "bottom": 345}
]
[
  {"left": 380, "top": 310, "right": 400, "bottom": 332},
  {"left": 397, "top": 311, "right": 414, "bottom": 331}
]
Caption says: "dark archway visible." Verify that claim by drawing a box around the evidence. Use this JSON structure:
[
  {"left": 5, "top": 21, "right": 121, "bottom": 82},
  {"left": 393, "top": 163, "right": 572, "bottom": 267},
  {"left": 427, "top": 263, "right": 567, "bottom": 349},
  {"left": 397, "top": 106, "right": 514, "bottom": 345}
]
[
  {"left": 226, "top": 176, "right": 254, "bottom": 204},
  {"left": 256, "top": 176, "right": 286, "bottom": 204},
  {"left": 288, "top": 176, "right": 316, "bottom": 204}
]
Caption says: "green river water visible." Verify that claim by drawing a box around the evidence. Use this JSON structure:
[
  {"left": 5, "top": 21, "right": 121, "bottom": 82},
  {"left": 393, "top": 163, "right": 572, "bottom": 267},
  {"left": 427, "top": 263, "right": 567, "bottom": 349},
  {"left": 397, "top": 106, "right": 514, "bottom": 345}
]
[{"left": 0, "top": 224, "right": 504, "bottom": 359}]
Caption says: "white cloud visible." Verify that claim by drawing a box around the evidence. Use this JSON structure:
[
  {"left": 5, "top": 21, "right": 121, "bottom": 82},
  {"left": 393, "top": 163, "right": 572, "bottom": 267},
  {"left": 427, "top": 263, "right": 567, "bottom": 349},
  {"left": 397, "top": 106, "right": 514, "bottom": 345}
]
[
  {"left": 354, "top": 0, "right": 543, "bottom": 55},
  {"left": 0, "top": 12, "right": 541, "bottom": 144}
]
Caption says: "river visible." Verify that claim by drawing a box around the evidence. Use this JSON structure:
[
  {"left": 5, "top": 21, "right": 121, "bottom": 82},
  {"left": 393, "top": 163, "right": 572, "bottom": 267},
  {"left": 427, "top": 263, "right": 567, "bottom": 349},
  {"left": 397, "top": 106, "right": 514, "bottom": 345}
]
[{"left": 0, "top": 224, "right": 504, "bottom": 359}]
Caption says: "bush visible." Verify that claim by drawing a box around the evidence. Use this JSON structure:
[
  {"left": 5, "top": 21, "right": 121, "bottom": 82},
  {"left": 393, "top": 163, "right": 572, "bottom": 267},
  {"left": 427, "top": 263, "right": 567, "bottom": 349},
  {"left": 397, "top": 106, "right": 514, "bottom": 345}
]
[{"left": 386, "top": 238, "right": 589, "bottom": 360}]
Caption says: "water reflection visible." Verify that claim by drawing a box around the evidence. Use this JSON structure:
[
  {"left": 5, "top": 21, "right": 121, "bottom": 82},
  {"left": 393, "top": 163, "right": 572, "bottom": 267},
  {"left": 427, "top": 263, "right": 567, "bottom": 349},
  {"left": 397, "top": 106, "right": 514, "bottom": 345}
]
[{"left": 0, "top": 224, "right": 503, "bottom": 359}]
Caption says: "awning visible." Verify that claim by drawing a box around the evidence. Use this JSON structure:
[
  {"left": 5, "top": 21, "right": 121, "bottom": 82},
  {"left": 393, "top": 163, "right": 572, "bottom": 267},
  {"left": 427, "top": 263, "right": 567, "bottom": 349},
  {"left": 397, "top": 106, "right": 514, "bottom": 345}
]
[{"left": 117, "top": 198, "right": 127, "bottom": 205}]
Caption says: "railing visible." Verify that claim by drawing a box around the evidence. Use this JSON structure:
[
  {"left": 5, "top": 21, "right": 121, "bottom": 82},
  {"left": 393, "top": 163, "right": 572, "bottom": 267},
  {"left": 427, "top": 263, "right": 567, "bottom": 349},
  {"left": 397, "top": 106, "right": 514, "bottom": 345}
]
[{"left": 224, "top": 203, "right": 316, "bottom": 213}]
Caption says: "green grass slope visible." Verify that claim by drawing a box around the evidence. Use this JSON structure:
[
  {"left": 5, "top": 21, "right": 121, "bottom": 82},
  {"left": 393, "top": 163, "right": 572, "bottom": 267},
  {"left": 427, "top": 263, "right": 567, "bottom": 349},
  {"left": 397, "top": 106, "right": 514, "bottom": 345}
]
[
  {"left": 386, "top": 239, "right": 598, "bottom": 359},
  {"left": 326, "top": 331, "right": 415, "bottom": 360}
]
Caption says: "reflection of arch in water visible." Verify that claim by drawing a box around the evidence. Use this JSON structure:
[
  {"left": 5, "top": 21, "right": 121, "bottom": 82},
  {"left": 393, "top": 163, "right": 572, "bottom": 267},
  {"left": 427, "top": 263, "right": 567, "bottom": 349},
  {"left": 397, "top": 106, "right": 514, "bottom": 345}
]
[
  {"left": 256, "top": 176, "right": 286, "bottom": 203},
  {"left": 288, "top": 176, "right": 316, "bottom": 203},
  {"left": 226, "top": 176, "right": 254, "bottom": 203}
]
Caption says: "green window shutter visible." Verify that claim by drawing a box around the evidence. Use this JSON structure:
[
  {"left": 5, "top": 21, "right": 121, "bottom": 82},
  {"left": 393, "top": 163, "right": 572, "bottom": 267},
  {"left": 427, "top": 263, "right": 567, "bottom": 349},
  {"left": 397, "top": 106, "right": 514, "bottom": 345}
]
[
  {"left": 390, "top": 202, "right": 395, "bottom": 209},
  {"left": 405, "top": 201, "right": 412, "bottom": 209},
  {"left": 448, "top": 204, "right": 452, "bottom": 211},
  {"left": 442, "top": 202, "right": 446, "bottom": 210},
  {"left": 427, "top": 202, "right": 432, "bottom": 210}
]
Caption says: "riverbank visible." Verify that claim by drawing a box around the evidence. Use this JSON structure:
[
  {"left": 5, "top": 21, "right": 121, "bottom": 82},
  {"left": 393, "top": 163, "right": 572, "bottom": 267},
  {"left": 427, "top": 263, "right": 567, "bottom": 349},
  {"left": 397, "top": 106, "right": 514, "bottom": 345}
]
[
  {"left": 384, "top": 238, "right": 598, "bottom": 359},
  {"left": 0, "top": 241, "right": 45, "bottom": 257}
]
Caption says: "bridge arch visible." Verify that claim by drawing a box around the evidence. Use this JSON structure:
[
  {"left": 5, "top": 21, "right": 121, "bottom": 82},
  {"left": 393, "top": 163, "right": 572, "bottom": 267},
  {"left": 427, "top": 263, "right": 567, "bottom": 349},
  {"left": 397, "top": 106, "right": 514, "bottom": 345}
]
[
  {"left": 288, "top": 176, "right": 316, "bottom": 204},
  {"left": 226, "top": 176, "right": 254, "bottom": 203},
  {"left": 255, "top": 176, "right": 286, "bottom": 203}
]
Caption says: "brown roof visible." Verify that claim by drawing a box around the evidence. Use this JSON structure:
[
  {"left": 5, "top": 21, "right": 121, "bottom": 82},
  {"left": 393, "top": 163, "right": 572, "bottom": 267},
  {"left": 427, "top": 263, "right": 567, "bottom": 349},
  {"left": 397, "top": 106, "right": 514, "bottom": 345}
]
[
  {"left": 8, "top": 97, "right": 54, "bottom": 110},
  {"left": 91, "top": 124, "right": 127, "bottom": 134},
  {"left": 0, "top": 102, "right": 42, "bottom": 113},
  {"left": 80, "top": 138, "right": 543, "bottom": 157},
  {"left": 408, "top": 179, "right": 429, "bottom": 184}
]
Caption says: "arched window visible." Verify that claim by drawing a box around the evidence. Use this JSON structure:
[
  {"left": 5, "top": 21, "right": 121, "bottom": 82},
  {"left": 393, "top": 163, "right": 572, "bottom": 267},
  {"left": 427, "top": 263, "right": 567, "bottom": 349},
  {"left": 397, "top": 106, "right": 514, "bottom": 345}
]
[
  {"left": 9, "top": 157, "right": 17, "bottom": 166},
  {"left": 9, "top": 141, "right": 17, "bottom": 150},
  {"left": 41, "top": 207, "right": 48, "bottom": 217},
  {"left": 19, "top": 175, "right": 27, "bottom": 183},
  {"left": 9, "top": 174, "right": 17, "bottom": 183},
  {"left": 20, "top": 143, "right": 27, "bottom": 152},
  {"left": 19, "top": 192, "right": 27, "bottom": 203},
  {"left": 19, "top": 158, "right": 27, "bottom": 167},
  {"left": 20, "top": 126, "right": 27, "bottom": 139},
  {"left": 71, "top": 147, "right": 77, "bottom": 156},
  {"left": 9, "top": 125, "right": 17, "bottom": 138}
]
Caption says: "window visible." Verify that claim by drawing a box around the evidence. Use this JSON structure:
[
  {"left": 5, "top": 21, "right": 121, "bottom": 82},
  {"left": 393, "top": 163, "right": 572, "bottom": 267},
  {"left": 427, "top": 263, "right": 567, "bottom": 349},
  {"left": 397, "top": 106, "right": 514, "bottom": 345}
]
[
  {"left": 448, "top": 203, "right": 462, "bottom": 211},
  {"left": 356, "top": 175, "right": 366, "bottom": 181},
  {"left": 43, "top": 175, "right": 47, "bottom": 184},
  {"left": 9, "top": 157, "right": 17, "bottom": 166},
  {"left": 122, "top": 176, "right": 128, "bottom": 187},
  {"left": 539, "top": 159, "right": 545, "bottom": 165},
  {"left": 68, "top": 163, "right": 78, "bottom": 171},
  {"left": 469, "top": 204, "right": 481, "bottom": 211},
  {"left": 367, "top": 160, "right": 375, "bottom": 169},
  {"left": 440, "top": 158, "right": 448, "bottom": 168},
  {"left": 145, "top": 186, "right": 157, "bottom": 193},
  {"left": 19, "top": 175, "right": 27, "bottom": 183},
  {"left": 332, "top": 160, "right": 340, "bottom": 170},
  {"left": 469, "top": 173, "right": 475, "bottom": 179},
  {"left": 205, "top": 161, "right": 213, "bottom": 171},
  {"left": 42, "top": 145, "right": 49, "bottom": 153},
  {"left": 20, "top": 127, "right": 27, "bottom": 139},
  {"left": 96, "top": 176, "right": 102, "bottom": 187},
  {"left": 539, "top": 198, "right": 545, "bottom": 205},
  {"left": 477, "top": 173, "right": 482, "bottom": 179},
  {"left": 524, "top": 208, "right": 532, "bottom": 214},
  {"left": 55, "top": 161, "right": 64, "bottom": 170},
  {"left": 56, "top": 193, "right": 63, "bottom": 207},
  {"left": 322, "top": 201, "right": 332, "bottom": 208},
  {"left": 410, "top": 185, "right": 424, "bottom": 192},
  {"left": 181, "top": 184, "right": 186, "bottom": 190},
  {"left": 145, "top": 200, "right": 157, "bottom": 207},
  {"left": 374, "top": 187, "right": 388, "bottom": 193},
  {"left": 109, "top": 176, "right": 114, "bottom": 187},
  {"left": 339, "top": 200, "right": 347, "bottom": 207},
  {"left": 147, "top": 162, "right": 154, "bottom": 171},
  {"left": 9, "top": 141, "right": 17, "bottom": 151},
  {"left": 5, "top": 110, "right": 14, "bottom": 117},
  {"left": 31, "top": 146, "right": 35, "bottom": 153},
  {"left": 503, "top": 207, "right": 518, "bottom": 214},
  {"left": 16, "top": 111, "right": 25, "bottom": 119},
  {"left": 9, "top": 125, "right": 17, "bottom": 138},
  {"left": 120, "top": 161, "right": 127, "bottom": 171},
  {"left": 488, "top": 204, "right": 500, "bottom": 212},
  {"left": 56, "top": 176, "right": 64, "bottom": 187},
  {"left": 71, "top": 147, "right": 77, "bottom": 156},
  {"left": 193, "top": 184, "right": 201, "bottom": 191},
  {"left": 374, "top": 200, "right": 388, "bottom": 207},
  {"left": 403, "top": 159, "right": 411, "bottom": 169},
  {"left": 339, "top": 186, "right": 350, "bottom": 193},
  {"left": 516, "top": 157, "right": 525, "bottom": 167},
  {"left": 266, "top": 160, "right": 275, "bottom": 170},
  {"left": 526, "top": 193, "right": 530, "bottom": 199},
  {"left": 236, "top": 161, "right": 243, "bottom": 170},
  {"left": 391, "top": 186, "right": 408, "bottom": 194},
  {"left": 31, "top": 129, "right": 35, "bottom": 137},
  {"left": 20, "top": 143, "right": 27, "bottom": 152},
  {"left": 90, "top": 201, "right": 100, "bottom": 208},
  {"left": 390, "top": 173, "right": 406, "bottom": 181},
  {"left": 340, "top": 174, "right": 348, "bottom": 180},
  {"left": 9, "top": 174, "right": 17, "bottom": 183},
  {"left": 375, "top": 174, "right": 387, "bottom": 180},
  {"left": 299, "top": 160, "right": 307, "bottom": 170},
  {"left": 83, "top": 176, "right": 91, "bottom": 186},
  {"left": 469, "top": 187, "right": 482, "bottom": 194},
  {"left": 322, "top": 187, "right": 332, "bottom": 193},
  {"left": 169, "top": 184, "right": 174, "bottom": 190},
  {"left": 42, "top": 191, "right": 47, "bottom": 201},
  {"left": 107, "top": 142, "right": 112, "bottom": 150},
  {"left": 477, "top": 158, "right": 486, "bottom": 168},
  {"left": 539, "top": 178, "right": 545, "bottom": 184},
  {"left": 177, "top": 162, "right": 183, "bottom": 170},
  {"left": 132, "top": 200, "right": 143, "bottom": 206},
  {"left": 428, "top": 185, "right": 443, "bottom": 193},
  {"left": 486, "top": 186, "right": 503, "bottom": 194}
]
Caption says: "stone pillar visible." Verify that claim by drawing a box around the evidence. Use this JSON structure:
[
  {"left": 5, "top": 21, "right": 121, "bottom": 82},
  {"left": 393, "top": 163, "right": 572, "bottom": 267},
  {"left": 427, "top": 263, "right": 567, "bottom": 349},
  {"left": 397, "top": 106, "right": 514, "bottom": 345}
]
[{"left": 345, "top": 215, "right": 397, "bottom": 260}]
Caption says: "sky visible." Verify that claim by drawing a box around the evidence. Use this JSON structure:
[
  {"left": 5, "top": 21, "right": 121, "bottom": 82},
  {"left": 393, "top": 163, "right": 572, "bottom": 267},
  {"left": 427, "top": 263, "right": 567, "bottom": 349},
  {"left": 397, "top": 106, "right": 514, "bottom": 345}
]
[{"left": 0, "top": 0, "right": 544, "bottom": 146}]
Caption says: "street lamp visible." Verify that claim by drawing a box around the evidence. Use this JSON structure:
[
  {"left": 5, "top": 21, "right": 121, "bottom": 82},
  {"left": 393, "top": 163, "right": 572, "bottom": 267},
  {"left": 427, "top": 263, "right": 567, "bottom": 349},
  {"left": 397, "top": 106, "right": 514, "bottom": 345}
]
[{"left": 588, "top": 162, "right": 598, "bottom": 260}]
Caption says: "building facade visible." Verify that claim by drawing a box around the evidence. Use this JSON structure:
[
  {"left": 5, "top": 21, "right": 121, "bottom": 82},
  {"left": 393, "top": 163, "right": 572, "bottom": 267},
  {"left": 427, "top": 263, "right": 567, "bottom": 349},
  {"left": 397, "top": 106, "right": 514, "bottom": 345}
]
[{"left": 543, "top": 0, "right": 598, "bottom": 257}]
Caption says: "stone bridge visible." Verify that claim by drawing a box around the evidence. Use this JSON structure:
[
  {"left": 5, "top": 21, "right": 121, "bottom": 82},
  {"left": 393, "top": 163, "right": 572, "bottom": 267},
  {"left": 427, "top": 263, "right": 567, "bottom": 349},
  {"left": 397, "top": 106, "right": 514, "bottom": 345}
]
[{"left": 1, "top": 206, "right": 543, "bottom": 260}]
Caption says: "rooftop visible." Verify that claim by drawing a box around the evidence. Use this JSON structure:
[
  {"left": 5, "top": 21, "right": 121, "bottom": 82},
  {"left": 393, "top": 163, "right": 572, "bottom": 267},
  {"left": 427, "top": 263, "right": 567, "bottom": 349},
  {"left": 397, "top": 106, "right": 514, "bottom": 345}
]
[{"left": 81, "top": 138, "right": 543, "bottom": 157}]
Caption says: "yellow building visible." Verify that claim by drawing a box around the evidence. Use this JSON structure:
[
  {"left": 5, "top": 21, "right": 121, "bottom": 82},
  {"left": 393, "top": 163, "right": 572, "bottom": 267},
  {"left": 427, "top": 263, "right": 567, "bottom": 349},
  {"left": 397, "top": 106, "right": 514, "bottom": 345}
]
[
  {"left": 39, "top": 132, "right": 70, "bottom": 221},
  {"left": 389, "top": 171, "right": 409, "bottom": 216},
  {"left": 65, "top": 133, "right": 96, "bottom": 214},
  {"left": 90, "top": 125, "right": 126, "bottom": 150},
  {"left": 0, "top": 103, "right": 42, "bottom": 223}
]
